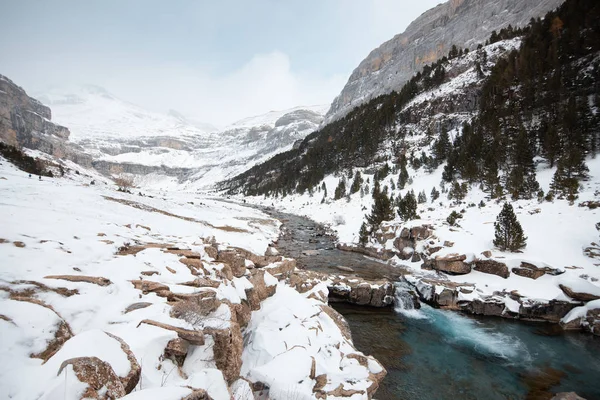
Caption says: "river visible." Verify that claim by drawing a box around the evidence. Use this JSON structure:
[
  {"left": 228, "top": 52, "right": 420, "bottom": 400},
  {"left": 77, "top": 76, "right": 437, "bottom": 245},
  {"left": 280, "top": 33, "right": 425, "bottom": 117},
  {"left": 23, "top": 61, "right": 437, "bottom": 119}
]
[{"left": 262, "top": 207, "right": 600, "bottom": 400}]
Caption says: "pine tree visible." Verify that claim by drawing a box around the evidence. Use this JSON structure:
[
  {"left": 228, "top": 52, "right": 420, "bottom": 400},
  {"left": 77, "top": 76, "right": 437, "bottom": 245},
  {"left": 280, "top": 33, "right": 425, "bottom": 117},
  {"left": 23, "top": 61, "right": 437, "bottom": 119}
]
[
  {"left": 398, "top": 160, "right": 409, "bottom": 190},
  {"left": 398, "top": 190, "right": 418, "bottom": 221},
  {"left": 366, "top": 187, "right": 394, "bottom": 230},
  {"left": 334, "top": 178, "right": 347, "bottom": 200},
  {"left": 493, "top": 203, "right": 527, "bottom": 251},
  {"left": 418, "top": 190, "right": 427, "bottom": 204},
  {"left": 358, "top": 222, "right": 370, "bottom": 247},
  {"left": 431, "top": 186, "right": 440, "bottom": 202},
  {"left": 350, "top": 171, "right": 363, "bottom": 194}
]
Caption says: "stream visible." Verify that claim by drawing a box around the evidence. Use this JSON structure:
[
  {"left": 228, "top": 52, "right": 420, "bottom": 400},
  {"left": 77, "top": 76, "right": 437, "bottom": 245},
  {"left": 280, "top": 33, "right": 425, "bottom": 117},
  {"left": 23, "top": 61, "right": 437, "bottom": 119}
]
[{"left": 262, "top": 207, "right": 600, "bottom": 400}]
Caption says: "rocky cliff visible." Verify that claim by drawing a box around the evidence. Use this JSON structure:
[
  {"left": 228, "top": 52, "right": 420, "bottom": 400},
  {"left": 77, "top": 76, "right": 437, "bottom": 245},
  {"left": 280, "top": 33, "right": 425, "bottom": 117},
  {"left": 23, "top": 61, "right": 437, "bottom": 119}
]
[
  {"left": 324, "top": 0, "right": 564, "bottom": 124},
  {"left": 0, "top": 74, "right": 92, "bottom": 166}
]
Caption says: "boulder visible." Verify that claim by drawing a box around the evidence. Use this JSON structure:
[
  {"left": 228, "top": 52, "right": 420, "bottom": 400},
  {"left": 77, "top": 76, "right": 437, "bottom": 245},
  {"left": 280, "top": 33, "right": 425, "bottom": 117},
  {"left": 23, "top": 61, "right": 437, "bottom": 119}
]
[
  {"left": 473, "top": 259, "right": 510, "bottom": 279},
  {"left": 559, "top": 284, "right": 600, "bottom": 302},
  {"left": 57, "top": 357, "right": 126, "bottom": 399},
  {"left": 204, "top": 322, "right": 243, "bottom": 384},
  {"left": 137, "top": 320, "right": 205, "bottom": 345},
  {"left": 182, "top": 390, "right": 213, "bottom": 400},
  {"left": 461, "top": 298, "right": 507, "bottom": 317},
  {"left": 164, "top": 338, "right": 189, "bottom": 366},
  {"left": 44, "top": 275, "right": 112, "bottom": 286},
  {"left": 245, "top": 269, "right": 277, "bottom": 311},
  {"left": 434, "top": 254, "right": 471, "bottom": 275},
  {"left": 130, "top": 280, "right": 170, "bottom": 294},
  {"left": 217, "top": 250, "right": 247, "bottom": 278},
  {"left": 103, "top": 333, "right": 141, "bottom": 394},
  {"left": 518, "top": 300, "right": 579, "bottom": 323},
  {"left": 512, "top": 262, "right": 564, "bottom": 280}
]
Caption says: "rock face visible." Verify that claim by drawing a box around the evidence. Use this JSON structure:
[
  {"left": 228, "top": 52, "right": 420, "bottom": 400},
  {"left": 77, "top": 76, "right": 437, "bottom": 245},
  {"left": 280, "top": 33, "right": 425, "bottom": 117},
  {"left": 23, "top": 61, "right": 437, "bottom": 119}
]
[
  {"left": 324, "top": 0, "right": 564, "bottom": 124},
  {"left": 433, "top": 254, "right": 471, "bottom": 275},
  {"left": 0, "top": 75, "right": 90, "bottom": 164},
  {"left": 57, "top": 357, "right": 126, "bottom": 399}
]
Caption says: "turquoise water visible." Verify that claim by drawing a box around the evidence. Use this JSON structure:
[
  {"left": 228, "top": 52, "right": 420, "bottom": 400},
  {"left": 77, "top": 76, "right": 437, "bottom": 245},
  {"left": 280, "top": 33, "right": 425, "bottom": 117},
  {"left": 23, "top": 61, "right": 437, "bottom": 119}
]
[{"left": 333, "top": 303, "right": 600, "bottom": 400}]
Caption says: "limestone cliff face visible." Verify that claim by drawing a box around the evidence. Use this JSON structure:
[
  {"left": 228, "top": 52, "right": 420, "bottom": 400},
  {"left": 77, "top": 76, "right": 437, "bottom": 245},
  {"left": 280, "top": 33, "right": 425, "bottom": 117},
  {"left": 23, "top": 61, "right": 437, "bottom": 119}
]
[
  {"left": 0, "top": 74, "right": 90, "bottom": 164},
  {"left": 324, "top": 0, "right": 564, "bottom": 124}
]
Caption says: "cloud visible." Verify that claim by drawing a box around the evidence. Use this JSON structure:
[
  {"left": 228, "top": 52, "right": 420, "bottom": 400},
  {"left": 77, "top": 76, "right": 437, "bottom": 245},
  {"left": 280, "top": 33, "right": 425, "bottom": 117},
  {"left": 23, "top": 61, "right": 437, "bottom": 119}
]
[{"left": 5, "top": 51, "right": 345, "bottom": 126}]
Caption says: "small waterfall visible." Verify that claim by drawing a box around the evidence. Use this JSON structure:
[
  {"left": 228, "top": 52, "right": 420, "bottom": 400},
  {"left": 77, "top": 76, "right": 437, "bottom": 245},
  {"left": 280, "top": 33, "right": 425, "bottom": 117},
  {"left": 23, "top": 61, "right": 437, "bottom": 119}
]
[{"left": 394, "top": 282, "right": 427, "bottom": 319}]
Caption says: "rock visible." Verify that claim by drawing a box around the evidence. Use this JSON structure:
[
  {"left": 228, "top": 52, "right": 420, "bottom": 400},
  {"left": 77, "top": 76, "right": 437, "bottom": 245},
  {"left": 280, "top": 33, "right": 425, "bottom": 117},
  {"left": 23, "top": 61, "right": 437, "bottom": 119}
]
[
  {"left": 473, "top": 259, "right": 510, "bottom": 279},
  {"left": 180, "top": 278, "right": 221, "bottom": 288},
  {"left": 551, "top": 393, "right": 587, "bottom": 400},
  {"left": 264, "top": 259, "right": 296, "bottom": 277},
  {"left": 123, "top": 302, "right": 153, "bottom": 314},
  {"left": 104, "top": 332, "right": 141, "bottom": 394},
  {"left": 265, "top": 246, "right": 279, "bottom": 256},
  {"left": 137, "top": 319, "right": 205, "bottom": 345},
  {"left": 513, "top": 262, "right": 564, "bottom": 280},
  {"left": 245, "top": 269, "right": 277, "bottom": 311},
  {"left": 302, "top": 249, "right": 320, "bottom": 256},
  {"left": 559, "top": 284, "right": 600, "bottom": 302},
  {"left": 461, "top": 298, "right": 508, "bottom": 317},
  {"left": 313, "top": 374, "right": 328, "bottom": 394},
  {"left": 140, "top": 270, "right": 159, "bottom": 276},
  {"left": 130, "top": 280, "right": 170, "bottom": 294},
  {"left": 217, "top": 250, "right": 247, "bottom": 278},
  {"left": 519, "top": 300, "right": 579, "bottom": 323},
  {"left": 512, "top": 266, "right": 545, "bottom": 280},
  {"left": 171, "top": 292, "right": 221, "bottom": 321},
  {"left": 204, "top": 245, "right": 218, "bottom": 259},
  {"left": 328, "top": 278, "right": 394, "bottom": 307},
  {"left": 57, "top": 357, "right": 126, "bottom": 399},
  {"left": 335, "top": 265, "right": 354, "bottom": 273},
  {"left": 164, "top": 338, "right": 189, "bottom": 366},
  {"left": 182, "top": 390, "right": 213, "bottom": 400},
  {"left": 411, "top": 252, "right": 422, "bottom": 263},
  {"left": 179, "top": 257, "right": 208, "bottom": 276},
  {"left": 434, "top": 254, "right": 471, "bottom": 275},
  {"left": 481, "top": 250, "right": 492, "bottom": 258},
  {"left": 443, "top": 241, "right": 455, "bottom": 247},
  {"left": 319, "top": 305, "right": 352, "bottom": 341},
  {"left": 410, "top": 225, "right": 433, "bottom": 240},
  {"left": 204, "top": 322, "right": 243, "bottom": 384},
  {"left": 324, "top": 0, "right": 563, "bottom": 124},
  {"left": 44, "top": 275, "right": 112, "bottom": 286},
  {"left": 225, "top": 301, "right": 252, "bottom": 327}
]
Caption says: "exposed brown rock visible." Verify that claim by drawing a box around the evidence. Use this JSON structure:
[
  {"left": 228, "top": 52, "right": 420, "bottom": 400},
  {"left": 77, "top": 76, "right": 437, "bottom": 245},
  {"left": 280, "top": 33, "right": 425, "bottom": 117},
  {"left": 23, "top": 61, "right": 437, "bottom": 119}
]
[
  {"left": 434, "top": 254, "right": 471, "bottom": 275},
  {"left": 245, "top": 269, "right": 277, "bottom": 311},
  {"left": 559, "top": 284, "right": 600, "bottom": 302},
  {"left": 140, "top": 270, "right": 159, "bottom": 276},
  {"left": 179, "top": 257, "right": 208, "bottom": 276},
  {"left": 180, "top": 278, "right": 221, "bottom": 288},
  {"left": 512, "top": 266, "right": 545, "bottom": 280},
  {"left": 319, "top": 305, "right": 352, "bottom": 341},
  {"left": 170, "top": 293, "right": 221, "bottom": 323},
  {"left": 164, "top": 338, "right": 189, "bottom": 367},
  {"left": 205, "top": 322, "right": 243, "bottom": 384},
  {"left": 481, "top": 250, "right": 492, "bottom": 258},
  {"left": 13, "top": 241, "right": 26, "bottom": 248},
  {"left": 166, "top": 266, "right": 177, "bottom": 274},
  {"left": 44, "top": 275, "right": 112, "bottom": 286},
  {"left": 313, "top": 374, "right": 328, "bottom": 392},
  {"left": 57, "top": 357, "right": 126, "bottom": 399},
  {"left": 182, "top": 390, "right": 213, "bottom": 400},
  {"left": 217, "top": 250, "right": 247, "bottom": 278},
  {"left": 204, "top": 245, "right": 218, "bottom": 259},
  {"left": 130, "top": 280, "right": 169, "bottom": 294},
  {"left": 137, "top": 319, "right": 205, "bottom": 345},
  {"left": 163, "top": 248, "right": 201, "bottom": 258},
  {"left": 104, "top": 332, "right": 141, "bottom": 394},
  {"left": 116, "top": 242, "right": 170, "bottom": 256},
  {"left": 473, "top": 259, "right": 510, "bottom": 279},
  {"left": 123, "top": 302, "right": 153, "bottom": 314}
]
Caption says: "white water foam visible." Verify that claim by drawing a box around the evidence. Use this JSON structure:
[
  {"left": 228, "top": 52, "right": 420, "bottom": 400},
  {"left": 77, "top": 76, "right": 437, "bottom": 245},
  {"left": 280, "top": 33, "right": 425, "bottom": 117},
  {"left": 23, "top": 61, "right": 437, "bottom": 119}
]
[
  {"left": 421, "top": 304, "right": 531, "bottom": 362},
  {"left": 394, "top": 283, "right": 429, "bottom": 320}
]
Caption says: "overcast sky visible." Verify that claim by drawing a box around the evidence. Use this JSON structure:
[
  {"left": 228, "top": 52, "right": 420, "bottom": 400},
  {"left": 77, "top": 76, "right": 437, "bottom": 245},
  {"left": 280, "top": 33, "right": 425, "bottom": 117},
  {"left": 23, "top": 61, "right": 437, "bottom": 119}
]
[{"left": 1, "top": 0, "right": 445, "bottom": 126}]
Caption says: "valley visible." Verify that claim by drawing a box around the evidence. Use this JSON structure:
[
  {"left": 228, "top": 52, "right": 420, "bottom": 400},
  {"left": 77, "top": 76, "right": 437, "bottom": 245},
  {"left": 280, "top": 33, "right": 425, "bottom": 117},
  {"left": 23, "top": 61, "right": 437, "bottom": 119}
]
[{"left": 2, "top": 0, "right": 600, "bottom": 399}]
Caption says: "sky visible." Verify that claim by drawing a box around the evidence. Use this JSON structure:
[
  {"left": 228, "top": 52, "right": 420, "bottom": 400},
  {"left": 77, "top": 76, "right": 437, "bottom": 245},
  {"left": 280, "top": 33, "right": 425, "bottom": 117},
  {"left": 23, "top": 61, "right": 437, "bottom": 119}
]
[{"left": 0, "top": 0, "right": 445, "bottom": 126}]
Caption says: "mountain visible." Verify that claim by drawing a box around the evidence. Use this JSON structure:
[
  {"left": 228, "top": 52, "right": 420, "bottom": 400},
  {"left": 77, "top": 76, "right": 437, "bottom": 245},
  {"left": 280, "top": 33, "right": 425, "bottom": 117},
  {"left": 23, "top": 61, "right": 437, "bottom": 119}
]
[
  {"left": 323, "top": 0, "right": 564, "bottom": 125},
  {"left": 35, "top": 85, "right": 328, "bottom": 189},
  {"left": 226, "top": 0, "right": 600, "bottom": 337}
]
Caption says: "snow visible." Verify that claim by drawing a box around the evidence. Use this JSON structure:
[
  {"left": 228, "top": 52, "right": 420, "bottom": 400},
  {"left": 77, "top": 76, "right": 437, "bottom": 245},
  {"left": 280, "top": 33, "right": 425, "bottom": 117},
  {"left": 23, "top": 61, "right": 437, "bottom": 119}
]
[
  {"left": 562, "top": 299, "right": 600, "bottom": 323},
  {"left": 0, "top": 155, "right": 383, "bottom": 399}
]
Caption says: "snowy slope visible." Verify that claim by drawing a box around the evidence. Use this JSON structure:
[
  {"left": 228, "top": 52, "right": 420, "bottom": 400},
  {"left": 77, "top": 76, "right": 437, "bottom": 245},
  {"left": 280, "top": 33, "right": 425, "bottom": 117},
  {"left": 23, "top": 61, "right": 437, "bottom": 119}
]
[{"left": 0, "top": 156, "right": 384, "bottom": 399}]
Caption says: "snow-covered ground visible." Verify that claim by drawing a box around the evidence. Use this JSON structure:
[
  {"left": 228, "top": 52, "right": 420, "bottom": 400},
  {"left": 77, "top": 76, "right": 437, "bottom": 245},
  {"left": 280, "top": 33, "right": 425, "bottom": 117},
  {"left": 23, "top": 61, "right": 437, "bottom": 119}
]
[
  {"left": 238, "top": 155, "right": 600, "bottom": 309},
  {"left": 0, "top": 157, "right": 383, "bottom": 399}
]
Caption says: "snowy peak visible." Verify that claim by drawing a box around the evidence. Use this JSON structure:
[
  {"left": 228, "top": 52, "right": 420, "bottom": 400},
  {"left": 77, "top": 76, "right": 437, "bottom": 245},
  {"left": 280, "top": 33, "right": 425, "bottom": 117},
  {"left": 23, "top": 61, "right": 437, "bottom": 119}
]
[
  {"left": 227, "top": 105, "right": 329, "bottom": 130},
  {"left": 36, "top": 85, "right": 216, "bottom": 141}
]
